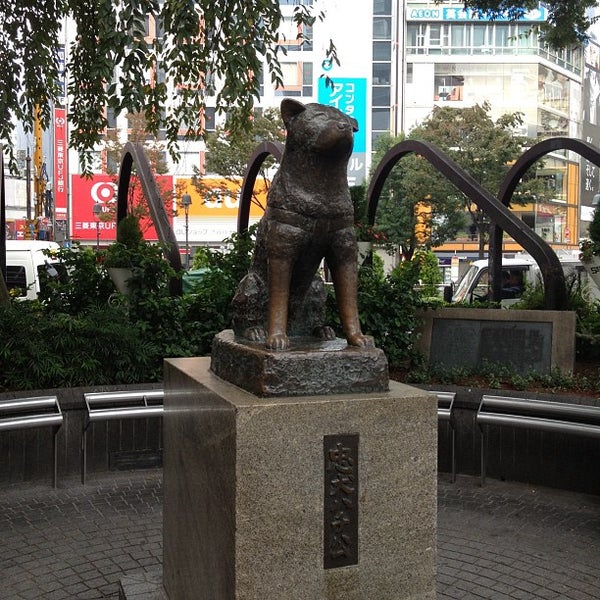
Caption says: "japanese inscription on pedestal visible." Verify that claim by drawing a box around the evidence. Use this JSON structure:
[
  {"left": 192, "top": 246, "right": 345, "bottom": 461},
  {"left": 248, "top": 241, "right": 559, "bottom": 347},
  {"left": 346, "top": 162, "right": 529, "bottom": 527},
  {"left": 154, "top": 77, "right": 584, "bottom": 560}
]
[{"left": 323, "top": 434, "right": 359, "bottom": 569}]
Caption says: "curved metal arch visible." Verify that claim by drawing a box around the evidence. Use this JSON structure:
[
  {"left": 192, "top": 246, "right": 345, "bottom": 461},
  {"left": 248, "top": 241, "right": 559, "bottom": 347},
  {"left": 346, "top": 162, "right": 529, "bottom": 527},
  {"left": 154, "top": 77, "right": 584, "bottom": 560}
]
[
  {"left": 366, "top": 139, "right": 567, "bottom": 310},
  {"left": 488, "top": 137, "right": 600, "bottom": 301},
  {"left": 498, "top": 137, "right": 600, "bottom": 204},
  {"left": 117, "top": 142, "right": 183, "bottom": 295},
  {"left": 237, "top": 141, "right": 284, "bottom": 234}
]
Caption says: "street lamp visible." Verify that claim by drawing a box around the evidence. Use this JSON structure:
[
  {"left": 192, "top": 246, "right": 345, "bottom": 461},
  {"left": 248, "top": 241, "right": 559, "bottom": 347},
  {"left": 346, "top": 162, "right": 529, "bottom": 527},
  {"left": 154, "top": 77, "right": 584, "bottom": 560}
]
[
  {"left": 92, "top": 203, "right": 102, "bottom": 250},
  {"left": 181, "top": 193, "right": 192, "bottom": 268}
]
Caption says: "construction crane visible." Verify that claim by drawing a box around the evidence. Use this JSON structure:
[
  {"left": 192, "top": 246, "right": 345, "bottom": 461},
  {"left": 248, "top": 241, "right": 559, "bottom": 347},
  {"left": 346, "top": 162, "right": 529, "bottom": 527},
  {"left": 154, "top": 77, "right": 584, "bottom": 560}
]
[{"left": 29, "top": 105, "right": 50, "bottom": 239}]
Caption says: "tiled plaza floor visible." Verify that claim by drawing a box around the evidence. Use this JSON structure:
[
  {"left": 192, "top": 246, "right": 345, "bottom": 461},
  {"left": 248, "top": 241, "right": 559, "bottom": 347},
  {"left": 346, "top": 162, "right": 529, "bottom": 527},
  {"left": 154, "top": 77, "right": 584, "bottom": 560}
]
[{"left": 1, "top": 470, "right": 598, "bottom": 599}]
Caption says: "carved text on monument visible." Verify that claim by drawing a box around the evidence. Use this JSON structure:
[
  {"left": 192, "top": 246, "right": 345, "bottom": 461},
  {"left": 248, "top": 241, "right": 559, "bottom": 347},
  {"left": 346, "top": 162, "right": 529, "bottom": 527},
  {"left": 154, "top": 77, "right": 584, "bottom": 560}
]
[{"left": 324, "top": 434, "right": 359, "bottom": 569}]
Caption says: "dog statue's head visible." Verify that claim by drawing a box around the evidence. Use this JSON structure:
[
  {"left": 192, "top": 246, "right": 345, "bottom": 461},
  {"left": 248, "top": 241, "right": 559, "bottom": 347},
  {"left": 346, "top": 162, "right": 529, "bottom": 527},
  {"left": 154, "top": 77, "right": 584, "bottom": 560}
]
[{"left": 281, "top": 99, "right": 358, "bottom": 158}]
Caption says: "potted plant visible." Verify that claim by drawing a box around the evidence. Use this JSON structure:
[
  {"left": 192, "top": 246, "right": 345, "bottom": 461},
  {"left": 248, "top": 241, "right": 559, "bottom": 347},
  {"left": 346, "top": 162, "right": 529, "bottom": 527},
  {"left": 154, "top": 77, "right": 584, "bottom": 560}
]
[
  {"left": 103, "top": 214, "right": 145, "bottom": 294},
  {"left": 580, "top": 206, "right": 600, "bottom": 288}
]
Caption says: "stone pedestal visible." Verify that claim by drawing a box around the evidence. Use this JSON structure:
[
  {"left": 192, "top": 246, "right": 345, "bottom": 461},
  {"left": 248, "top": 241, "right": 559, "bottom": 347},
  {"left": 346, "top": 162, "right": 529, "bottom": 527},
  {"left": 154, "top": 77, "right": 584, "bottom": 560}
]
[{"left": 162, "top": 357, "right": 437, "bottom": 600}]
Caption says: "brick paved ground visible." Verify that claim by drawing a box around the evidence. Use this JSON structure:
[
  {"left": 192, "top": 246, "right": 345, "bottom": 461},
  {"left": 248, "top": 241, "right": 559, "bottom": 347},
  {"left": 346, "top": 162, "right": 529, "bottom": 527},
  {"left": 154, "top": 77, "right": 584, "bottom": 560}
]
[{"left": 0, "top": 470, "right": 598, "bottom": 599}]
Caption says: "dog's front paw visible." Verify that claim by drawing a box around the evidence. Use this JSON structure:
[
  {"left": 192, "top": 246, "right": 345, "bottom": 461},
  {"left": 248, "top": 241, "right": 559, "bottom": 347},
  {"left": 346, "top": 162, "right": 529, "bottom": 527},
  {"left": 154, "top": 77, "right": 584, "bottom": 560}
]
[
  {"left": 266, "top": 333, "right": 289, "bottom": 351},
  {"left": 347, "top": 333, "right": 375, "bottom": 348},
  {"left": 313, "top": 325, "right": 337, "bottom": 341},
  {"left": 245, "top": 326, "right": 266, "bottom": 342}
]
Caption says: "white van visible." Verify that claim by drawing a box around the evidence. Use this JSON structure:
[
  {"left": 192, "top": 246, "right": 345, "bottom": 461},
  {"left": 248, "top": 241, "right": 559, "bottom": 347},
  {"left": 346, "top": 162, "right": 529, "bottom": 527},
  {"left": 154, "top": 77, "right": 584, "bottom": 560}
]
[
  {"left": 450, "top": 252, "right": 600, "bottom": 306},
  {"left": 4, "top": 240, "right": 65, "bottom": 301}
]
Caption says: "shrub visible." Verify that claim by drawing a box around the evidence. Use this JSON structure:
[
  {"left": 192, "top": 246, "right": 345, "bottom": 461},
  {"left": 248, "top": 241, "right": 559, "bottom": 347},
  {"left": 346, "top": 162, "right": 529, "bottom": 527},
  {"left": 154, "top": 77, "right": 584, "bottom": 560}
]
[
  {"left": 0, "top": 302, "right": 163, "bottom": 390},
  {"left": 37, "top": 242, "right": 115, "bottom": 313},
  {"left": 326, "top": 258, "right": 423, "bottom": 366}
]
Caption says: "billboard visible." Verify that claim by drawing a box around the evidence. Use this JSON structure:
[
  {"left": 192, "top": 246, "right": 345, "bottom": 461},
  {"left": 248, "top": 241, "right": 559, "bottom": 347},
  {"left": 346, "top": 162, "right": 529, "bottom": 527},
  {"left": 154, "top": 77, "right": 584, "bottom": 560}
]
[
  {"left": 70, "top": 174, "right": 172, "bottom": 242},
  {"left": 318, "top": 77, "right": 367, "bottom": 185},
  {"left": 174, "top": 177, "right": 267, "bottom": 244}
]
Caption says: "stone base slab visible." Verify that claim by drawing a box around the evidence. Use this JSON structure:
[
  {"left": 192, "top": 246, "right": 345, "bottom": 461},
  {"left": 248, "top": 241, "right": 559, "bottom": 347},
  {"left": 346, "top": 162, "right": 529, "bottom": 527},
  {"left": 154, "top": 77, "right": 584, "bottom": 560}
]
[
  {"left": 210, "top": 329, "right": 389, "bottom": 397},
  {"left": 162, "top": 357, "right": 437, "bottom": 600}
]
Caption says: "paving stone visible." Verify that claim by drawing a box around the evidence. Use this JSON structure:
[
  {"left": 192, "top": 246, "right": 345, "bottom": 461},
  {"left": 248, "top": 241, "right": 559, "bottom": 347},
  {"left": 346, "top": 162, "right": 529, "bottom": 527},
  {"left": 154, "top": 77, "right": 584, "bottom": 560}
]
[{"left": 0, "top": 470, "right": 599, "bottom": 599}]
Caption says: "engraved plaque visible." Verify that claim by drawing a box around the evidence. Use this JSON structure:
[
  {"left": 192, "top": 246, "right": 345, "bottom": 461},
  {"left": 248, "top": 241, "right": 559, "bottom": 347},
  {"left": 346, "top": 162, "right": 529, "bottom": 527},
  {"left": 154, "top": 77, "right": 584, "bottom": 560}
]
[
  {"left": 430, "top": 319, "right": 552, "bottom": 375},
  {"left": 323, "top": 433, "right": 359, "bottom": 569}
]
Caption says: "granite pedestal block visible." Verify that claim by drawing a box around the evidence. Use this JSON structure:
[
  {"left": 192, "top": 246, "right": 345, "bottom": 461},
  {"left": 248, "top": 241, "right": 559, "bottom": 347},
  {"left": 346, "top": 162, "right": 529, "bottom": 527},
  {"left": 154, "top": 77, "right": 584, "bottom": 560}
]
[{"left": 162, "top": 357, "right": 437, "bottom": 600}]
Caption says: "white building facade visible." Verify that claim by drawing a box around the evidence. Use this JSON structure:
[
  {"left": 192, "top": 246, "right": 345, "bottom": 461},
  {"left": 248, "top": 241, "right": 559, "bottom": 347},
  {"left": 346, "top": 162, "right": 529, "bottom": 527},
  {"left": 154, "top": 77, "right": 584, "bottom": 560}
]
[{"left": 5, "top": 1, "right": 597, "bottom": 253}]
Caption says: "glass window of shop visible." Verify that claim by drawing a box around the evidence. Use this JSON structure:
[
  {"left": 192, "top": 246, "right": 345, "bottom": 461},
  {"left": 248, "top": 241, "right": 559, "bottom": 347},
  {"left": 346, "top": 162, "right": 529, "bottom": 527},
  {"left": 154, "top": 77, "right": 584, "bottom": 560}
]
[
  {"left": 533, "top": 158, "right": 578, "bottom": 244},
  {"left": 538, "top": 108, "right": 569, "bottom": 138},
  {"left": 433, "top": 63, "right": 538, "bottom": 118},
  {"left": 535, "top": 203, "right": 568, "bottom": 243},
  {"left": 537, "top": 65, "right": 569, "bottom": 113}
]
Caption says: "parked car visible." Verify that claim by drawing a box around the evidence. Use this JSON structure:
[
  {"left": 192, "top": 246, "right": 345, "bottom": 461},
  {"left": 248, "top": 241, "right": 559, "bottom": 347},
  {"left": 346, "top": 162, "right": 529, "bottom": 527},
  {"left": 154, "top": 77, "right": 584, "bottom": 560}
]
[
  {"left": 448, "top": 252, "right": 600, "bottom": 307},
  {"left": 4, "top": 240, "right": 66, "bottom": 300}
]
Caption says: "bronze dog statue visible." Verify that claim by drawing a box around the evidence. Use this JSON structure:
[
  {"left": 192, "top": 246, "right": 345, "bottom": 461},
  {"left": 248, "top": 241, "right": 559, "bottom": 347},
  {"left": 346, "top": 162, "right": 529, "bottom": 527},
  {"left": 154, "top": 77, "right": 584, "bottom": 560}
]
[{"left": 232, "top": 98, "right": 373, "bottom": 351}]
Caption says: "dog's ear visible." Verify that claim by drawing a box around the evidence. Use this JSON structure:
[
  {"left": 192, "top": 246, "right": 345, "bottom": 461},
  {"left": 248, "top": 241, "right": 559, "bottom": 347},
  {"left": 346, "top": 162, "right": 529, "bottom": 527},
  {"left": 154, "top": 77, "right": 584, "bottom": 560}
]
[
  {"left": 281, "top": 98, "right": 306, "bottom": 128},
  {"left": 350, "top": 117, "right": 359, "bottom": 132}
]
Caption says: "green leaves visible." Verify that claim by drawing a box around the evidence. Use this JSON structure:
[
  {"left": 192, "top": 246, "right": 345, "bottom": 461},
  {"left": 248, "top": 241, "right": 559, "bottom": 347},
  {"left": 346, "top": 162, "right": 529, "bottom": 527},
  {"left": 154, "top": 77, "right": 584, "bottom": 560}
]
[
  {"left": 2, "top": 0, "right": 593, "bottom": 174},
  {"left": 459, "top": 0, "right": 597, "bottom": 48}
]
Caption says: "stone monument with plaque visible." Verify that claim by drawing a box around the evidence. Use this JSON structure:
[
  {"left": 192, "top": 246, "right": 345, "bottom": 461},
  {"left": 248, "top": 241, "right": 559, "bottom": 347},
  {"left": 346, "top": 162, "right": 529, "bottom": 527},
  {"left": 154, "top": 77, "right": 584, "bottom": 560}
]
[{"left": 121, "top": 99, "right": 436, "bottom": 600}]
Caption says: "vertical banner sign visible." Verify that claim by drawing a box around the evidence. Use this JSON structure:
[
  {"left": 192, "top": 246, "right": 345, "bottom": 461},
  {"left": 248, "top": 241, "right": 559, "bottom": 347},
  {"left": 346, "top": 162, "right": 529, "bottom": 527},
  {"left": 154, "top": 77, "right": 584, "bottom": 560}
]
[
  {"left": 323, "top": 433, "right": 359, "bottom": 569},
  {"left": 53, "top": 108, "right": 68, "bottom": 222},
  {"left": 318, "top": 77, "right": 367, "bottom": 185},
  {"left": 57, "top": 45, "right": 66, "bottom": 107}
]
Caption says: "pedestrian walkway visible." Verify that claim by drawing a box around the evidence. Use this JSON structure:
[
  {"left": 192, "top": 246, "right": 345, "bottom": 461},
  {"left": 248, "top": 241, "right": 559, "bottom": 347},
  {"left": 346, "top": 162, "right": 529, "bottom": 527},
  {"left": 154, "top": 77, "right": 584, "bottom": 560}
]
[{"left": 0, "top": 470, "right": 598, "bottom": 599}]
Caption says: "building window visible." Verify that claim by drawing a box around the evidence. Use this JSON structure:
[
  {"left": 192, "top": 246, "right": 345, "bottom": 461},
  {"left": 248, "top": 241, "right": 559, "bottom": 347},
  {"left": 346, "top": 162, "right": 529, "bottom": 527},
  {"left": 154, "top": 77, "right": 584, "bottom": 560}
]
[
  {"left": 373, "top": 17, "right": 392, "bottom": 40},
  {"left": 373, "top": 41, "right": 391, "bottom": 61},
  {"left": 203, "top": 107, "right": 216, "bottom": 133},
  {"left": 302, "top": 62, "right": 312, "bottom": 96},
  {"left": 407, "top": 24, "right": 427, "bottom": 54},
  {"left": 106, "top": 107, "right": 117, "bottom": 129},
  {"left": 434, "top": 75, "right": 464, "bottom": 101},
  {"left": 274, "top": 62, "right": 313, "bottom": 97},
  {"left": 373, "top": 0, "right": 391, "bottom": 15},
  {"left": 538, "top": 65, "right": 569, "bottom": 113},
  {"left": 373, "top": 63, "right": 391, "bottom": 85},
  {"left": 372, "top": 108, "right": 391, "bottom": 130},
  {"left": 372, "top": 87, "right": 391, "bottom": 106},
  {"left": 278, "top": 16, "right": 313, "bottom": 51},
  {"left": 405, "top": 19, "right": 579, "bottom": 72}
]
